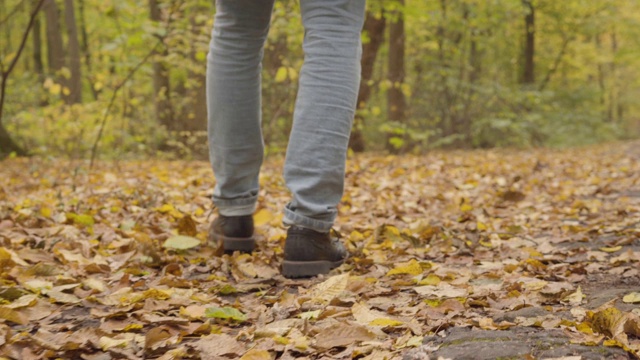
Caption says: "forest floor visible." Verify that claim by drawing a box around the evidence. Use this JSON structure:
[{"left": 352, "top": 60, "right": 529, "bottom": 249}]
[{"left": 0, "top": 141, "right": 639, "bottom": 360}]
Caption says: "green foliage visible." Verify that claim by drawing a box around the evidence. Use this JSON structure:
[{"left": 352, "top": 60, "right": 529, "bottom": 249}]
[{"left": 1, "top": 0, "right": 639, "bottom": 157}]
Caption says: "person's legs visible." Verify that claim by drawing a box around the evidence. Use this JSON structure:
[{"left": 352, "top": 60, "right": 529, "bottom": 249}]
[
  {"left": 207, "top": 0, "right": 275, "bottom": 217},
  {"left": 283, "top": 0, "right": 366, "bottom": 232}
]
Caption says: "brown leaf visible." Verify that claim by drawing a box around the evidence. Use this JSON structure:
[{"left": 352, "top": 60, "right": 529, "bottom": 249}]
[
  {"left": 177, "top": 215, "right": 198, "bottom": 236},
  {"left": 190, "top": 333, "right": 244, "bottom": 359},
  {"left": 314, "top": 322, "right": 378, "bottom": 349}
]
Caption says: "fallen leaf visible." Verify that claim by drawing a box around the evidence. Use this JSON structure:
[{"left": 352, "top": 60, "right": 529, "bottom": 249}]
[
  {"left": 600, "top": 246, "right": 622, "bottom": 253},
  {"left": 387, "top": 259, "right": 423, "bottom": 276},
  {"left": 190, "top": 333, "right": 244, "bottom": 359},
  {"left": 622, "top": 292, "right": 640, "bottom": 304},
  {"left": 0, "top": 306, "right": 28, "bottom": 325},
  {"left": 205, "top": 306, "right": 247, "bottom": 322},
  {"left": 253, "top": 209, "right": 275, "bottom": 227},
  {"left": 162, "top": 235, "right": 201, "bottom": 250},
  {"left": 240, "top": 349, "right": 272, "bottom": 360},
  {"left": 314, "top": 322, "right": 378, "bottom": 349},
  {"left": 308, "top": 272, "right": 350, "bottom": 303}
]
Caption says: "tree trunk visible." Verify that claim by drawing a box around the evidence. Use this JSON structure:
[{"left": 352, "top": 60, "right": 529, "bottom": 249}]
[
  {"left": 44, "top": 0, "right": 66, "bottom": 92},
  {"left": 349, "top": 11, "right": 386, "bottom": 152},
  {"left": 521, "top": 0, "right": 535, "bottom": 85},
  {"left": 149, "top": 0, "right": 173, "bottom": 130},
  {"left": 64, "top": 0, "right": 82, "bottom": 104},
  {"left": 386, "top": 0, "right": 406, "bottom": 152},
  {"left": 78, "top": 0, "right": 90, "bottom": 70},
  {"left": 32, "top": 1, "right": 44, "bottom": 77}
]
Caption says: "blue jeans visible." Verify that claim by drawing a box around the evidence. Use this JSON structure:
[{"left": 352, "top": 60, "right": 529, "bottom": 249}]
[{"left": 207, "top": 0, "right": 365, "bottom": 232}]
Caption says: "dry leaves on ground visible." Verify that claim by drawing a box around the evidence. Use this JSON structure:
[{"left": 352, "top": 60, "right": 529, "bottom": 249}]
[{"left": 0, "top": 142, "right": 639, "bottom": 359}]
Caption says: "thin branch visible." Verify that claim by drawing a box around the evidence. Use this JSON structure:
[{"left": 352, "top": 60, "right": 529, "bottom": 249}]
[
  {"left": 89, "top": 43, "right": 161, "bottom": 169},
  {"left": 538, "top": 36, "right": 571, "bottom": 92},
  {"left": 0, "top": 0, "right": 26, "bottom": 28}
]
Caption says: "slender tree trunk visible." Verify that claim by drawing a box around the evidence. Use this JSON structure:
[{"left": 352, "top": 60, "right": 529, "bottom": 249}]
[
  {"left": 594, "top": 35, "right": 608, "bottom": 122},
  {"left": 149, "top": 0, "right": 172, "bottom": 130},
  {"left": 610, "top": 30, "right": 619, "bottom": 124},
  {"left": 64, "top": 0, "right": 82, "bottom": 104},
  {"left": 386, "top": 0, "right": 406, "bottom": 153},
  {"left": 189, "top": 12, "right": 207, "bottom": 133},
  {"left": 349, "top": 11, "right": 386, "bottom": 152},
  {"left": 521, "top": 0, "right": 535, "bottom": 85}
]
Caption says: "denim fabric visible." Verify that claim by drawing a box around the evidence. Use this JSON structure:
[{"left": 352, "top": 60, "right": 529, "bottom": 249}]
[{"left": 207, "top": 0, "right": 365, "bottom": 231}]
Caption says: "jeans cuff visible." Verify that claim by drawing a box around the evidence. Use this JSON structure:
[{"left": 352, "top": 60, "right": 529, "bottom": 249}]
[
  {"left": 283, "top": 206, "right": 334, "bottom": 233},
  {"left": 214, "top": 196, "right": 257, "bottom": 217}
]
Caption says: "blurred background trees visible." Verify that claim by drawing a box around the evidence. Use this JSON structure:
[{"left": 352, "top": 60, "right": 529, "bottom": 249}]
[{"left": 1, "top": 0, "right": 639, "bottom": 159}]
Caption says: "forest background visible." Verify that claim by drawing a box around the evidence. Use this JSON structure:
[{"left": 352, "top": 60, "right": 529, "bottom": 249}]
[{"left": 1, "top": 0, "right": 640, "bottom": 160}]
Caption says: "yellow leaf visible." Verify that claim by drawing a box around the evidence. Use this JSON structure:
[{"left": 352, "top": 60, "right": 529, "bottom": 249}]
[
  {"left": 417, "top": 274, "right": 441, "bottom": 286},
  {"left": 0, "top": 307, "right": 27, "bottom": 325},
  {"left": 275, "top": 67, "right": 288, "bottom": 82},
  {"left": 387, "top": 259, "right": 423, "bottom": 276},
  {"left": 240, "top": 349, "right": 272, "bottom": 360},
  {"left": 253, "top": 209, "right": 274, "bottom": 227},
  {"left": 424, "top": 299, "right": 443, "bottom": 307},
  {"left": 40, "top": 207, "right": 52, "bottom": 218},
  {"left": 49, "top": 83, "right": 62, "bottom": 95},
  {"left": 576, "top": 321, "right": 594, "bottom": 334},
  {"left": 293, "top": 336, "right": 309, "bottom": 351},
  {"left": 600, "top": 246, "right": 622, "bottom": 253},
  {"left": 623, "top": 292, "right": 640, "bottom": 304},
  {"left": 123, "top": 324, "right": 144, "bottom": 332},
  {"left": 287, "top": 67, "right": 298, "bottom": 81},
  {"left": 369, "top": 318, "right": 404, "bottom": 327},
  {"left": 460, "top": 203, "right": 473, "bottom": 212},
  {"left": 603, "top": 339, "right": 621, "bottom": 347},
  {"left": 476, "top": 221, "right": 487, "bottom": 231},
  {"left": 157, "top": 204, "right": 175, "bottom": 213}
]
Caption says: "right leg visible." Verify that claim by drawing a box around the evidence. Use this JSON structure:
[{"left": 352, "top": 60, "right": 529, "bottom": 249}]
[
  {"left": 207, "top": 0, "right": 274, "bottom": 252},
  {"left": 207, "top": 0, "right": 275, "bottom": 217}
]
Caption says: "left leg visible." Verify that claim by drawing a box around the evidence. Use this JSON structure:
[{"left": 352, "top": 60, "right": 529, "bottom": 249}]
[
  {"left": 281, "top": 0, "right": 366, "bottom": 277},
  {"left": 283, "top": 0, "right": 366, "bottom": 232}
]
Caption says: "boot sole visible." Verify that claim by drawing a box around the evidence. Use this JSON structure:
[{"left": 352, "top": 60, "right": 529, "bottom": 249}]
[
  {"left": 281, "top": 259, "right": 345, "bottom": 278},
  {"left": 210, "top": 232, "right": 255, "bottom": 253}
]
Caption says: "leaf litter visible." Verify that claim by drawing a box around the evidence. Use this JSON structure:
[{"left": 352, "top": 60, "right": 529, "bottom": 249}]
[{"left": 0, "top": 142, "right": 640, "bottom": 359}]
